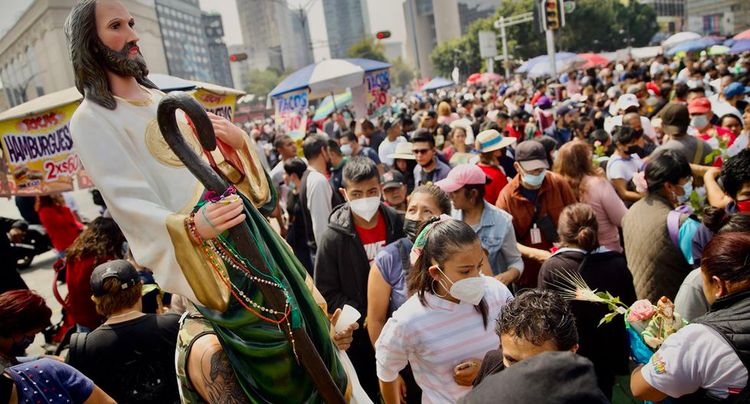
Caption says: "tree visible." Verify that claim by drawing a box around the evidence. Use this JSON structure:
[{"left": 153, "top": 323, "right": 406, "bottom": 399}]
[
  {"left": 347, "top": 37, "right": 387, "bottom": 62},
  {"left": 243, "top": 69, "right": 284, "bottom": 96},
  {"left": 390, "top": 57, "right": 415, "bottom": 89}
]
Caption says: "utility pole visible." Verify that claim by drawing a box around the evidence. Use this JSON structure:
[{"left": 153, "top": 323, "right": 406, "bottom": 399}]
[
  {"left": 541, "top": 0, "right": 565, "bottom": 79},
  {"left": 493, "top": 12, "right": 533, "bottom": 79}
]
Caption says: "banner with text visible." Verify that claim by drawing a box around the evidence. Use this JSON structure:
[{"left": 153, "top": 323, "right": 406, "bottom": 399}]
[
  {"left": 365, "top": 69, "right": 391, "bottom": 118},
  {"left": 273, "top": 89, "right": 309, "bottom": 140},
  {"left": 191, "top": 89, "right": 237, "bottom": 121},
  {"left": 0, "top": 101, "right": 94, "bottom": 196}
]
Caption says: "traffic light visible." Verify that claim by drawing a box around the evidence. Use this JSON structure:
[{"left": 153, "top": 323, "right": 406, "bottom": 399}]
[
  {"left": 375, "top": 31, "right": 391, "bottom": 40},
  {"left": 545, "top": 0, "right": 559, "bottom": 30},
  {"left": 229, "top": 53, "right": 248, "bottom": 62}
]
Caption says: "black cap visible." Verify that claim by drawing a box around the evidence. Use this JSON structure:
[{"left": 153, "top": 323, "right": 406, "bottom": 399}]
[
  {"left": 90, "top": 259, "right": 141, "bottom": 297},
  {"left": 515, "top": 140, "right": 549, "bottom": 171},
  {"left": 11, "top": 220, "right": 28, "bottom": 231},
  {"left": 381, "top": 170, "right": 406, "bottom": 189},
  {"left": 383, "top": 116, "right": 401, "bottom": 133},
  {"left": 661, "top": 102, "right": 689, "bottom": 135}
]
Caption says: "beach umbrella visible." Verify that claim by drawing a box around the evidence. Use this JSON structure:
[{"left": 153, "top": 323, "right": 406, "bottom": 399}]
[
  {"left": 527, "top": 55, "right": 586, "bottom": 78},
  {"left": 312, "top": 91, "right": 353, "bottom": 121},
  {"left": 480, "top": 72, "right": 502, "bottom": 83},
  {"left": 729, "top": 39, "right": 750, "bottom": 54},
  {"left": 664, "top": 36, "right": 724, "bottom": 56},
  {"left": 466, "top": 73, "right": 482, "bottom": 85},
  {"left": 578, "top": 53, "right": 610, "bottom": 69},
  {"left": 708, "top": 45, "right": 730, "bottom": 55},
  {"left": 269, "top": 58, "right": 391, "bottom": 99},
  {"left": 517, "top": 52, "right": 579, "bottom": 74},
  {"left": 421, "top": 77, "right": 455, "bottom": 92},
  {"left": 662, "top": 31, "right": 701, "bottom": 47},
  {"left": 734, "top": 28, "right": 750, "bottom": 41}
]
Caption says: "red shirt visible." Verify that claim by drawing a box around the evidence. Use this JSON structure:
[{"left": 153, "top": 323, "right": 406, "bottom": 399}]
[
  {"left": 354, "top": 212, "right": 386, "bottom": 264},
  {"left": 66, "top": 255, "right": 108, "bottom": 329},
  {"left": 478, "top": 164, "right": 508, "bottom": 205},
  {"left": 38, "top": 205, "right": 83, "bottom": 251}
]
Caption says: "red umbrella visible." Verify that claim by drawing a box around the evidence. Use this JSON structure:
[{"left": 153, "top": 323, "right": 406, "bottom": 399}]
[
  {"left": 480, "top": 72, "right": 502, "bottom": 83},
  {"left": 578, "top": 53, "right": 610, "bottom": 70},
  {"left": 735, "top": 28, "right": 750, "bottom": 40},
  {"left": 466, "top": 73, "right": 482, "bottom": 85}
]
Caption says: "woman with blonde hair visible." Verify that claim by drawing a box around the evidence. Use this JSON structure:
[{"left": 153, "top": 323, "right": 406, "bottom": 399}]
[
  {"left": 553, "top": 141, "right": 627, "bottom": 252},
  {"left": 437, "top": 101, "right": 459, "bottom": 125}
]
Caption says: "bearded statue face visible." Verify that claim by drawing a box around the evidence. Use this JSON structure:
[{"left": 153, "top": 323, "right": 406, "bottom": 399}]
[{"left": 65, "top": 0, "right": 157, "bottom": 110}]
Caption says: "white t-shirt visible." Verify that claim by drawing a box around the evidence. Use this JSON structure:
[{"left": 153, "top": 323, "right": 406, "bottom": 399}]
[
  {"left": 305, "top": 168, "right": 333, "bottom": 248},
  {"left": 378, "top": 136, "right": 406, "bottom": 167},
  {"left": 642, "top": 323, "right": 748, "bottom": 399},
  {"left": 604, "top": 115, "right": 657, "bottom": 141},
  {"left": 606, "top": 153, "right": 643, "bottom": 182}
]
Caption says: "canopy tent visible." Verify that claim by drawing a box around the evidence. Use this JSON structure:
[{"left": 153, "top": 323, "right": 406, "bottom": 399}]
[
  {"left": 664, "top": 36, "right": 724, "bottom": 56},
  {"left": 578, "top": 53, "right": 610, "bottom": 69},
  {"left": 312, "top": 91, "right": 353, "bottom": 122},
  {"left": 268, "top": 58, "right": 391, "bottom": 99},
  {"left": 662, "top": 31, "right": 701, "bottom": 47},
  {"left": 629, "top": 46, "right": 663, "bottom": 60},
  {"left": 420, "top": 77, "right": 456, "bottom": 92},
  {"left": 516, "top": 52, "right": 579, "bottom": 74},
  {"left": 0, "top": 87, "right": 82, "bottom": 122}
]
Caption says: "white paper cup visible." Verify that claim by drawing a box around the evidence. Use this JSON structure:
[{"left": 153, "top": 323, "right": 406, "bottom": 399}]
[{"left": 334, "top": 304, "right": 361, "bottom": 333}]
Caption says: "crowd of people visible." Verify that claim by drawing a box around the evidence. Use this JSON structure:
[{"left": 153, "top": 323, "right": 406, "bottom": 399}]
[{"left": 3, "top": 16, "right": 750, "bottom": 403}]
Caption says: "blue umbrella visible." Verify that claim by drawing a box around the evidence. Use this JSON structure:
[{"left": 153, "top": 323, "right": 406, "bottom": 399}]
[
  {"left": 421, "top": 77, "right": 455, "bottom": 92},
  {"left": 729, "top": 39, "right": 750, "bottom": 54},
  {"left": 517, "top": 52, "right": 578, "bottom": 74},
  {"left": 665, "top": 37, "right": 724, "bottom": 56},
  {"left": 269, "top": 58, "right": 391, "bottom": 98}
]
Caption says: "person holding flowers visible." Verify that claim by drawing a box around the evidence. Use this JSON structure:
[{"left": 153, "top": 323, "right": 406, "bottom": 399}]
[{"left": 631, "top": 232, "right": 750, "bottom": 402}]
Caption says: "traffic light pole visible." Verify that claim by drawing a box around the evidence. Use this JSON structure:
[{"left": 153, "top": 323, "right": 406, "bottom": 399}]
[
  {"left": 546, "top": 28, "right": 557, "bottom": 78},
  {"left": 494, "top": 12, "right": 533, "bottom": 80}
]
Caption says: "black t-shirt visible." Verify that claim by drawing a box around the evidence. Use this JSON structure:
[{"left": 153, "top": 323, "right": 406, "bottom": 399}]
[{"left": 67, "top": 313, "right": 181, "bottom": 404}]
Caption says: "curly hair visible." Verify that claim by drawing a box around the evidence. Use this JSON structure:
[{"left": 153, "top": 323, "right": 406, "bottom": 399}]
[
  {"left": 721, "top": 149, "right": 750, "bottom": 200},
  {"left": 66, "top": 217, "right": 125, "bottom": 263},
  {"left": 496, "top": 289, "right": 578, "bottom": 350}
]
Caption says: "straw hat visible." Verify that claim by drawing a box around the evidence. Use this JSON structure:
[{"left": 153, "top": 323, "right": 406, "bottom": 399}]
[
  {"left": 387, "top": 142, "right": 416, "bottom": 160},
  {"left": 475, "top": 129, "right": 516, "bottom": 153}
]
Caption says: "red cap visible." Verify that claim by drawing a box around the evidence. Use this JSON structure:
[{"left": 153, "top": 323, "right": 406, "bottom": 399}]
[
  {"left": 646, "top": 82, "right": 661, "bottom": 97},
  {"left": 688, "top": 97, "right": 711, "bottom": 115}
]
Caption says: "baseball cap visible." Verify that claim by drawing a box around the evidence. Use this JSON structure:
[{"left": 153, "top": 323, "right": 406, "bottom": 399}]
[
  {"left": 381, "top": 170, "right": 405, "bottom": 190},
  {"left": 615, "top": 93, "right": 639, "bottom": 113},
  {"left": 724, "top": 82, "right": 750, "bottom": 98},
  {"left": 387, "top": 142, "right": 416, "bottom": 160},
  {"left": 475, "top": 129, "right": 516, "bottom": 153},
  {"left": 535, "top": 96, "right": 552, "bottom": 109},
  {"left": 515, "top": 140, "right": 549, "bottom": 171},
  {"left": 687, "top": 97, "right": 711, "bottom": 115},
  {"left": 661, "top": 103, "right": 690, "bottom": 135},
  {"left": 434, "top": 164, "right": 487, "bottom": 193},
  {"left": 90, "top": 259, "right": 141, "bottom": 297}
]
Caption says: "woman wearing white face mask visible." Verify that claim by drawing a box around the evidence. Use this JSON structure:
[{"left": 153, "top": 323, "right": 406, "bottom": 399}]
[{"left": 375, "top": 216, "right": 513, "bottom": 404}]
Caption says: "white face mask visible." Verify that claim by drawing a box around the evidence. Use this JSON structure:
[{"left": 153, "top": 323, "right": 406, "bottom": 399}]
[
  {"left": 349, "top": 196, "right": 380, "bottom": 221},
  {"left": 436, "top": 266, "right": 485, "bottom": 305}
]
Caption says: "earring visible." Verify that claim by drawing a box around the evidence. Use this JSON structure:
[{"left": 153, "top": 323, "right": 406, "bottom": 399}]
[{"left": 431, "top": 278, "right": 447, "bottom": 298}]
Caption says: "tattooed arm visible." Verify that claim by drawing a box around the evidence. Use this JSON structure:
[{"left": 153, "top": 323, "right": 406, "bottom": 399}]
[{"left": 187, "top": 334, "right": 250, "bottom": 403}]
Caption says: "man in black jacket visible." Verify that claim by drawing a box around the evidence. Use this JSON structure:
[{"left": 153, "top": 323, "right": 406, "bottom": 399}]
[{"left": 315, "top": 156, "right": 404, "bottom": 401}]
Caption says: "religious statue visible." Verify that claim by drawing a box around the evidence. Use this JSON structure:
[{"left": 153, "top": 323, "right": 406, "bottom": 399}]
[{"left": 65, "top": 1, "right": 353, "bottom": 402}]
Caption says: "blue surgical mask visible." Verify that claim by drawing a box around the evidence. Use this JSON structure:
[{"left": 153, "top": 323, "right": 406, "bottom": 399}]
[
  {"left": 340, "top": 144, "right": 353, "bottom": 156},
  {"left": 677, "top": 179, "right": 693, "bottom": 204},
  {"left": 522, "top": 169, "right": 546, "bottom": 187}
]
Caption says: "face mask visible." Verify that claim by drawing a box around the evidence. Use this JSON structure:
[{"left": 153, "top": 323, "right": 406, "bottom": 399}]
[
  {"left": 626, "top": 145, "right": 644, "bottom": 156},
  {"left": 340, "top": 144, "right": 353, "bottom": 157},
  {"left": 522, "top": 169, "right": 546, "bottom": 188},
  {"left": 288, "top": 181, "right": 296, "bottom": 192},
  {"left": 677, "top": 180, "right": 693, "bottom": 204},
  {"left": 435, "top": 266, "right": 485, "bottom": 305},
  {"left": 11, "top": 335, "right": 34, "bottom": 355},
  {"left": 403, "top": 218, "right": 420, "bottom": 242},
  {"left": 736, "top": 199, "right": 750, "bottom": 213},
  {"left": 349, "top": 196, "right": 380, "bottom": 221},
  {"left": 691, "top": 115, "right": 709, "bottom": 129}
]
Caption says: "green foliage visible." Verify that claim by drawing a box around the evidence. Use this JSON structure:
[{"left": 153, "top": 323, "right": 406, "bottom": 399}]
[
  {"left": 429, "top": 0, "right": 659, "bottom": 77},
  {"left": 347, "top": 37, "right": 387, "bottom": 62},
  {"left": 390, "top": 57, "right": 415, "bottom": 89},
  {"left": 243, "top": 69, "right": 286, "bottom": 96}
]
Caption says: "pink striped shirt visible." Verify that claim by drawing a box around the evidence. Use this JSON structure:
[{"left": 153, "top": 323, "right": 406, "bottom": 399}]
[{"left": 375, "top": 277, "right": 514, "bottom": 403}]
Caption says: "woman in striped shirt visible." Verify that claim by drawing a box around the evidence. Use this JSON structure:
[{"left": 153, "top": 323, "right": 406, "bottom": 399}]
[{"left": 375, "top": 217, "right": 514, "bottom": 403}]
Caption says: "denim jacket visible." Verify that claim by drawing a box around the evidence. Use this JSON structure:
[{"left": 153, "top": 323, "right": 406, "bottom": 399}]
[{"left": 454, "top": 201, "right": 524, "bottom": 276}]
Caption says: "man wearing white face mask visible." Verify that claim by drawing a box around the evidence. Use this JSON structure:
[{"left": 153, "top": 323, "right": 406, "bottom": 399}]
[
  {"left": 496, "top": 140, "right": 577, "bottom": 289},
  {"left": 315, "top": 156, "right": 404, "bottom": 401}
]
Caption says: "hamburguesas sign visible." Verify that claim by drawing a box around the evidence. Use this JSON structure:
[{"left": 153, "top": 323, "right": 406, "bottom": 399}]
[{"left": 0, "top": 101, "right": 84, "bottom": 195}]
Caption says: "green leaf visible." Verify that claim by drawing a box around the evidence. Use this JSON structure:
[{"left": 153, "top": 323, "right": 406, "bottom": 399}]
[{"left": 598, "top": 311, "right": 619, "bottom": 327}]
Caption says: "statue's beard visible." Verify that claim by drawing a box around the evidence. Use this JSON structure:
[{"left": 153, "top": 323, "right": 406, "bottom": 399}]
[{"left": 96, "top": 40, "right": 149, "bottom": 79}]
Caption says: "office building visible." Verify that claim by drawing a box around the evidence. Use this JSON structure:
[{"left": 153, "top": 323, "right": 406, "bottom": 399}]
[
  {"left": 686, "top": 0, "right": 750, "bottom": 36},
  {"left": 322, "top": 0, "right": 371, "bottom": 58},
  {"left": 639, "top": 0, "right": 685, "bottom": 33},
  {"left": 0, "top": 0, "right": 167, "bottom": 108},
  {"left": 202, "top": 12, "right": 233, "bottom": 88},
  {"left": 236, "top": 0, "right": 313, "bottom": 72},
  {"left": 155, "top": 0, "right": 213, "bottom": 82},
  {"left": 403, "top": 0, "right": 499, "bottom": 77}
]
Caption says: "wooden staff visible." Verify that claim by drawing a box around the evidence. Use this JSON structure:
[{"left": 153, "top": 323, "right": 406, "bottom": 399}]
[{"left": 157, "top": 92, "right": 346, "bottom": 404}]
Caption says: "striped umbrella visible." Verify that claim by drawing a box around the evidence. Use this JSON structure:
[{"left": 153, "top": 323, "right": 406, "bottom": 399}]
[{"left": 312, "top": 91, "right": 353, "bottom": 122}]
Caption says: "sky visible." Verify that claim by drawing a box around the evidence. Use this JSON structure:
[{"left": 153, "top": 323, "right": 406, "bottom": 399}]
[{"left": 0, "top": 0, "right": 407, "bottom": 62}]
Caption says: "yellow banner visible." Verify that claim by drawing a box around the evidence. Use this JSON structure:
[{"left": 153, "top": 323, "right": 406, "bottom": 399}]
[
  {"left": 191, "top": 88, "right": 237, "bottom": 121},
  {"left": 0, "top": 101, "right": 91, "bottom": 196}
]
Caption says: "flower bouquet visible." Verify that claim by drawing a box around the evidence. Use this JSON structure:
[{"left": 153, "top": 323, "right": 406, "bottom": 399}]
[{"left": 554, "top": 271, "right": 687, "bottom": 363}]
